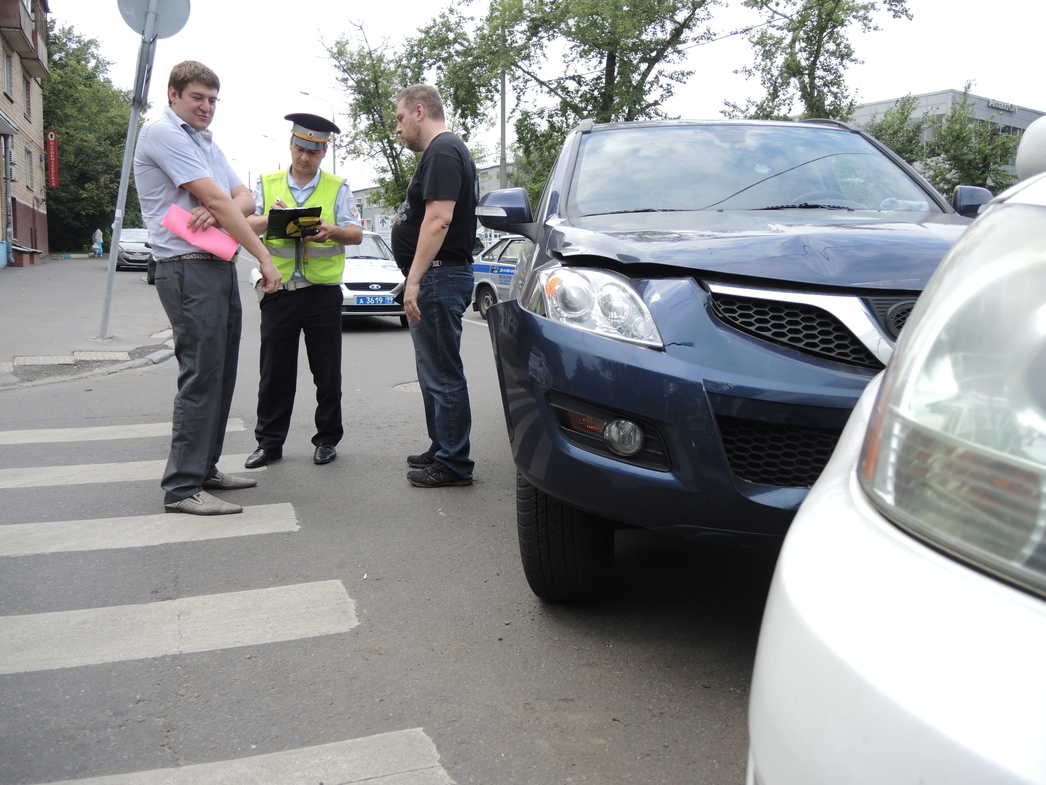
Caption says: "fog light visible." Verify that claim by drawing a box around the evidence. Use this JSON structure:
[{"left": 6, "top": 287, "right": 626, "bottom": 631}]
[{"left": 604, "top": 419, "right": 644, "bottom": 456}]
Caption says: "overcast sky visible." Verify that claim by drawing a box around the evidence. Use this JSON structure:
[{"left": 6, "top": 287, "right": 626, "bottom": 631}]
[{"left": 48, "top": 0, "right": 1043, "bottom": 189}]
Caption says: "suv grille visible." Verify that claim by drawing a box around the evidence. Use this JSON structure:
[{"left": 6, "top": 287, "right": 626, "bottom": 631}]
[
  {"left": 710, "top": 292, "right": 883, "bottom": 369},
  {"left": 717, "top": 415, "right": 841, "bottom": 487},
  {"left": 344, "top": 281, "right": 397, "bottom": 291}
]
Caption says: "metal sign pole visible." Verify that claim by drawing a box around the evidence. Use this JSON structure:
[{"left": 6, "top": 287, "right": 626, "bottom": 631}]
[
  {"left": 96, "top": 0, "right": 189, "bottom": 340},
  {"left": 97, "top": 0, "right": 159, "bottom": 341}
]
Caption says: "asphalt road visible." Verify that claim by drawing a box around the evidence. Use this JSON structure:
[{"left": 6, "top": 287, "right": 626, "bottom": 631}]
[{"left": 0, "top": 271, "right": 776, "bottom": 784}]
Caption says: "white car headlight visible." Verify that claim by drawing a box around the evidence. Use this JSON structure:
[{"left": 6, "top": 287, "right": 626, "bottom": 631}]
[
  {"left": 859, "top": 200, "right": 1046, "bottom": 598},
  {"left": 531, "top": 266, "right": 663, "bottom": 348}
]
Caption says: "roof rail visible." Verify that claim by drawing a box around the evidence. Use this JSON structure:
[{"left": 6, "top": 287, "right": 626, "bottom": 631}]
[{"left": 800, "top": 117, "right": 860, "bottom": 132}]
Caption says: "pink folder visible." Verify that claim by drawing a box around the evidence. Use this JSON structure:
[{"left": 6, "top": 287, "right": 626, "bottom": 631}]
[{"left": 160, "top": 203, "right": 240, "bottom": 261}]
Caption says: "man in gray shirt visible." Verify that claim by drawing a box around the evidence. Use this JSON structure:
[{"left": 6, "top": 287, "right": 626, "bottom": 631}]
[{"left": 134, "top": 60, "right": 281, "bottom": 515}]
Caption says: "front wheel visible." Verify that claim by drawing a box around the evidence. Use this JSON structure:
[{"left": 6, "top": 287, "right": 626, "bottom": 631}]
[
  {"left": 475, "top": 285, "right": 497, "bottom": 320},
  {"left": 516, "top": 473, "right": 615, "bottom": 602}
]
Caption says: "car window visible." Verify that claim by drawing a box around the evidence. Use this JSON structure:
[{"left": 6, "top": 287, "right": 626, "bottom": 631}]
[
  {"left": 498, "top": 240, "right": 524, "bottom": 263},
  {"left": 346, "top": 234, "right": 394, "bottom": 260},
  {"left": 121, "top": 229, "right": 151, "bottom": 243},
  {"left": 481, "top": 242, "right": 504, "bottom": 262},
  {"left": 569, "top": 125, "right": 938, "bottom": 215}
]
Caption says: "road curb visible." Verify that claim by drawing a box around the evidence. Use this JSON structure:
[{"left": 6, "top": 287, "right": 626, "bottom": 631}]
[{"left": 0, "top": 347, "right": 176, "bottom": 392}]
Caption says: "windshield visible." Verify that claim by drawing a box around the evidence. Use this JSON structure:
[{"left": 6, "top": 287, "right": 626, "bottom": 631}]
[
  {"left": 345, "top": 234, "right": 394, "bottom": 260},
  {"left": 121, "top": 229, "right": 151, "bottom": 243},
  {"left": 570, "top": 124, "right": 939, "bottom": 215}
]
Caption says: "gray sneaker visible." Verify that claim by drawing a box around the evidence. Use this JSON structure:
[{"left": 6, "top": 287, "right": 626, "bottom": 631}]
[
  {"left": 203, "top": 471, "right": 258, "bottom": 490},
  {"left": 164, "top": 490, "right": 243, "bottom": 515}
]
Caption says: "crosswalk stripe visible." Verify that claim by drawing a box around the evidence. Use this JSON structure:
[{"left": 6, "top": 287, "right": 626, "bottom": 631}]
[
  {"left": 0, "top": 580, "right": 357, "bottom": 675},
  {"left": 37, "top": 728, "right": 456, "bottom": 784},
  {"left": 0, "top": 503, "right": 298, "bottom": 557},
  {"left": 0, "top": 419, "right": 247, "bottom": 445},
  {"left": 0, "top": 454, "right": 260, "bottom": 489}
]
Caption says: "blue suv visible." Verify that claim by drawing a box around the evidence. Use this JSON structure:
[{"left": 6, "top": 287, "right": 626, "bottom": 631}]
[{"left": 477, "top": 118, "right": 991, "bottom": 602}]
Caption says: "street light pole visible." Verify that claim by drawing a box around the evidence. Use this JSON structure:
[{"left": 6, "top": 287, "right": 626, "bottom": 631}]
[{"left": 299, "top": 91, "right": 338, "bottom": 174}]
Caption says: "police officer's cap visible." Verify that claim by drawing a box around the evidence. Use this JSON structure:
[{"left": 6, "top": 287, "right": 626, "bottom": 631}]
[{"left": 285, "top": 113, "right": 341, "bottom": 151}]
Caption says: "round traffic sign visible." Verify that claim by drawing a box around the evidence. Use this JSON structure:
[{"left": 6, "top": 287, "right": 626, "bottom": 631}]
[{"left": 118, "top": 0, "right": 190, "bottom": 40}]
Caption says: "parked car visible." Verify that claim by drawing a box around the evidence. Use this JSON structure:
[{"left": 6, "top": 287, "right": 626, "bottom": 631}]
[
  {"left": 472, "top": 234, "right": 527, "bottom": 319},
  {"left": 745, "top": 122, "right": 1046, "bottom": 785},
  {"left": 477, "top": 118, "right": 992, "bottom": 602},
  {"left": 116, "top": 228, "right": 153, "bottom": 272},
  {"left": 340, "top": 232, "right": 407, "bottom": 327},
  {"left": 247, "top": 232, "right": 406, "bottom": 326}
]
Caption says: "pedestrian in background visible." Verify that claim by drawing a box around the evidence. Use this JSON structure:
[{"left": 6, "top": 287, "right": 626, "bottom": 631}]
[
  {"left": 133, "top": 60, "right": 281, "bottom": 515},
  {"left": 91, "top": 227, "right": 103, "bottom": 257},
  {"left": 391, "top": 84, "right": 478, "bottom": 488},
  {"left": 244, "top": 113, "right": 363, "bottom": 469}
]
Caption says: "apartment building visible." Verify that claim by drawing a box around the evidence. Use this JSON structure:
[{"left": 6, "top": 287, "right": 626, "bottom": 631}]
[{"left": 0, "top": 0, "right": 48, "bottom": 265}]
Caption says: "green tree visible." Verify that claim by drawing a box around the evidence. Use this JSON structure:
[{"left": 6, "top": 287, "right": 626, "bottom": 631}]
[
  {"left": 325, "top": 26, "right": 419, "bottom": 210},
  {"left": 921, "top": 85, "right": 1019, "bottom": 195},
  {"left": 409, "top": 0, "right": 717, "bottom": 200},
  {"left": 43, "top": 21, "right": 144, "bottom": 252},
  {"left": 726, "top": 0, "right": 910, "bottom": 121},
  {"left": 862, "top": 93, "right": 929, "bottom": 164}
]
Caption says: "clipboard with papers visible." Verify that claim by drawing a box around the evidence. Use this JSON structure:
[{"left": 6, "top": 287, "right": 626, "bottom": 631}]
[{"left": 265, "top": 206, "right": 323, "bottom": 240}]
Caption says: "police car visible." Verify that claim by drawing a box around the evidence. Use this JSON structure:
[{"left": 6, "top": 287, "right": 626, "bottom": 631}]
[{"left": 471, "top": 234, "right": 526, "bottom": 319}]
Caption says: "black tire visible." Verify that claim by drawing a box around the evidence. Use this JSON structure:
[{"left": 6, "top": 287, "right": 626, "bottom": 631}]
[
  {"left": 399, "top": 315, "right": 409, "bottom": 328},
  {"left": 476, "top": 285, "right": 497, "bottom": 320},
  {"left": 516, "top": 473, "right": 615, "bottom": 602},
  {"left": 146, "top": 259, "right": 156, "bottom": 285}
]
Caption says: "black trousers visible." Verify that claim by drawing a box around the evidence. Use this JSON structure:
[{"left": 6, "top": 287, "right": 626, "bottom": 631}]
[{"left": 255, "top": 284, "right": 343, "bottom": 450}]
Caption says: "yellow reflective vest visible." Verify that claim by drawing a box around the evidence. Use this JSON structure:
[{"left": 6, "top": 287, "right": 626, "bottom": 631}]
[{"left": 261, "top": 170, "right": 346, "bottom": 284}]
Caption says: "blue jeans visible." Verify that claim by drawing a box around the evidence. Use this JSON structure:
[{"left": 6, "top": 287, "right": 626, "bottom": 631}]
[
  {"left": 154, "top": 258, "right": 242, "bottom": 503},
  {"left": 409, "top": 264, "right": 475, "bottom": 478}
]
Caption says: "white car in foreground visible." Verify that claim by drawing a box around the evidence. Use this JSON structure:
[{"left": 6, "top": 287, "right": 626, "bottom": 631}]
[{"left": 747, "top": 130, "right": 1046, "bottom": 784}]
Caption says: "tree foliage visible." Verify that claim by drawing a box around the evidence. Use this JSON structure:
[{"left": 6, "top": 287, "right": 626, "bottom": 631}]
[
  {"left": 43, "top": 21, "right": 144, "bottom": 251},
  {"left": 408, "top": 0, "right": 718, "bottom": 201},
  {"left": 325, "top": 26, "right": 420, "bottom": 210},
  {"left": 726, "top": 0, "right": 910, "bottom": 121},
  {"left": 861, "top": 87, "right": 1021, "bottom": 196},
  {"left": 920, "top": 85, "right": 1019, "bottom": 195},
  {"left": 862, "top": 93, "right": 928, "bottom": 164}
]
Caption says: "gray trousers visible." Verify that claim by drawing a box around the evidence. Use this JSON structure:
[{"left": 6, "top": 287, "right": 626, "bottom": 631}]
[{"left": 154, "top": 258, "right": 242, "bottom": 503}]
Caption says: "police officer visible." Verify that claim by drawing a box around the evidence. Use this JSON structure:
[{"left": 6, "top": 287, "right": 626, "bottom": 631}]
[{"left": 245, "top": 113, "right": 363, "bottom": 468}]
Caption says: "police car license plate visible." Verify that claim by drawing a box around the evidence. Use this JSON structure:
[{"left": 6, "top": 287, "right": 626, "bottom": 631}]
[{"left": 355, "top": 295, "right": 396, "bottom": 305}]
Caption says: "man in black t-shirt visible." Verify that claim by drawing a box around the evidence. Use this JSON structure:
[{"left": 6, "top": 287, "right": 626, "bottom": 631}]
[{"left": 391, "top": 84, "right": 479, "bottom": 487}]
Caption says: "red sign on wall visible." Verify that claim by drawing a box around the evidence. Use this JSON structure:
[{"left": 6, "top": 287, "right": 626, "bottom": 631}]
[{"left": 46, "top": 130, "right": 58, "bottom": 188}]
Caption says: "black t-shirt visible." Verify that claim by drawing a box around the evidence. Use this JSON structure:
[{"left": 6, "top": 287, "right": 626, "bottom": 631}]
[{"left": 391, "top": 132, "right": 478, "bottom": 272}]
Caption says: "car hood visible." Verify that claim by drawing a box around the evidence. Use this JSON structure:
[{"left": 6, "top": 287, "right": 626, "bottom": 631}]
[
  {"left": 548, "top": 210, "right": 971, "bottom": 289},
  {"left": 342, "top": 257, "right": 403, "bottom": 284},
  {"left": 120, "top": 242, "right": 151, "bottom": 252}
]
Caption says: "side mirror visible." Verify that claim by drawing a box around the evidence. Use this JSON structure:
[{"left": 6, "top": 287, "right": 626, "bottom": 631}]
[
  {"left": 952, "top": 185, "right": 993, "bottom": 218},
  {"left": 476, "top": 188, "right": 537, "bottom": 240}
]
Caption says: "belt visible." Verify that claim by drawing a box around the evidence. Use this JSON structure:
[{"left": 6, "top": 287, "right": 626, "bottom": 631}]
[
  {"left": 158, "top": 252, "right": 235, "bottom": 262},
  {"left": 430, "top": 259, "right": 469, "bottom": 267}
]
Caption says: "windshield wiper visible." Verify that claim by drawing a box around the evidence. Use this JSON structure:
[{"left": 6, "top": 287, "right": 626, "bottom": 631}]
[
  {"left": 587, "top": 207, "right": 686, "bottom": 216},
  {"left": 758, "top": 202, "right": 854, "bottom": 211}
]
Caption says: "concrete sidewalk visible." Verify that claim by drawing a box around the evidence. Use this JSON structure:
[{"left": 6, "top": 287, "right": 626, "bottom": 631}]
[{"left": 0, "top": 255, "right": 175, "bottom": 390}]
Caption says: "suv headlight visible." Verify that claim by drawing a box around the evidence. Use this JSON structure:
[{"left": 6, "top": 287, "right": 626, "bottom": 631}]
[
  {"left": 859, "top": 201, "right": 1046, "bottom": 599},
  {"left": 527, "top": 265, "right": 663, "bottom": 349}
]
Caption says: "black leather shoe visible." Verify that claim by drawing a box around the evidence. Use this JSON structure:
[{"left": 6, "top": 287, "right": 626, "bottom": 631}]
[
  {"left": 245, "top": 447, "right": 281, "bottom": 469},
  {"left": 313, "top": 444, "right": 337, "bottom": 464}
]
